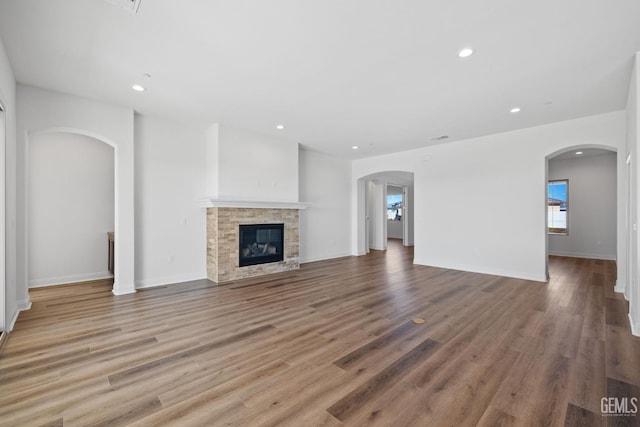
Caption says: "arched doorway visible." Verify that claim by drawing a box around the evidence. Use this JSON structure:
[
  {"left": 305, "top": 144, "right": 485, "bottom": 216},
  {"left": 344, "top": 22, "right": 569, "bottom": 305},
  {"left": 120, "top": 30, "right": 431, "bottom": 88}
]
[
  {"left": 356, "top": 171, "right": 414, "bottom": 256},
  {"left": 0, "top": 101, "right": 5, "bottom": 331},
  {"left": 545, "top": 145, "right": 619, "bottom": 280},
  {"left": 25, "top": 128, "right": 119, "bottom": 294},
  {"left": 28, "top": 131, "right": 114, "bottom": 290}
]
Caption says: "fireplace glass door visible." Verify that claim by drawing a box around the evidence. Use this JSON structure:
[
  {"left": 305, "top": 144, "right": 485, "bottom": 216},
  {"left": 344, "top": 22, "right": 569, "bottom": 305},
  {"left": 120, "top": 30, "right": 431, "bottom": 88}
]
[{"left": 239, "top": 223, "right": 284, "bottom": 267}]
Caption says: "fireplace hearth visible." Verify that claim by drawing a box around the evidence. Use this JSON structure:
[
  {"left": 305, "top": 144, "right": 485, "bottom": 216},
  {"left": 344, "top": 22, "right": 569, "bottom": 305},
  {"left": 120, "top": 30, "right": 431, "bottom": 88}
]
[{"left": 239, "top": 223, "right": 284, "bottom": 267}]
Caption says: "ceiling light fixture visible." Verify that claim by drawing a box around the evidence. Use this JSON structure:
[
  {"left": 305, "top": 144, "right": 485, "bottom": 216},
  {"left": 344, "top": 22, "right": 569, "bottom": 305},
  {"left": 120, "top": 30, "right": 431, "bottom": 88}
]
[
  {"left": 132, "top": 84, "right": 145, "bottom": 92},
  {"left": 276, "top": 125, "right": 285, "bottom": 130},
  {"left": 510, "top": 107, "right": 521, "bottom": 113},
  {"left": 575, "top": 151, "right": 583, "bottom": 155},
  {"left": 352, "top": 146, "right": 359, "bottom": 150},
  {"left": 458, "top": 47, "right": 474, "bottom": 58}
]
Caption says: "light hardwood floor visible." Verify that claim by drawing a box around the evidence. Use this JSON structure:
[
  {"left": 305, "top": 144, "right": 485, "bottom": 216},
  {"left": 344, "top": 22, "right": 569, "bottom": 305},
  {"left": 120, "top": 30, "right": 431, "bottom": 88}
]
[{"left": 1, "top": 241, "right": 639, "bottom": 426}]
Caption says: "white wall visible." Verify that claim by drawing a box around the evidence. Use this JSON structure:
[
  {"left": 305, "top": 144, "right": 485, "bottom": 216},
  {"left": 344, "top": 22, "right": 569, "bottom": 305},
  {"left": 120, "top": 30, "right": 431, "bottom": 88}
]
[
  {"left": 548, "top": 153, "right": 617, "bottom": 260},
  {"left": 298, "top": 149, "right": 351, "bottom": 263},
  {"left": 367, "top": 180, "right": 386, "bottom": 250},
  {"left": 17, "top": 84, "right": 135, "bottom": 295},
  {"left": 352, "top": 111, "right": 626, "bottom": 282},
  {"left": 366, "top": 181, "right": 375, "bottom": 250},
  {"left": 0, "top": 36, "right": 17, "bottom": 330},
  {"left": 0, "top": 107, "right": 4, "bottom": 328},
  {"left": 134, "top": 115, "right": 207, "bottom": 287},
  {"left": 626, "top": 53, "right": 640, "bottom": 336},
  {"left": 207, "top": 124, "right": 299, "bottom": 202},
  {"left": 28, "top": 133, "right": 114, "bottom": 286},
  {"left": 406, "top": 184, "right": 415, "bottom": 245},
  {"left": 387, "top": 185, "right": 403, "bottom": 239},
  {"left": 205, "top": 124, "right": 219, "bottom": 198},
  {"left": 387, "top": 217, "right": 403, "bottom": 238}
]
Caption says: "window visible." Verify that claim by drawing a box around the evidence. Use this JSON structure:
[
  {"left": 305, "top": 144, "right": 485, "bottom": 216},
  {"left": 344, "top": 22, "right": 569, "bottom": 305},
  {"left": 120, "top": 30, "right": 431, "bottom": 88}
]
[
  {"left": 387, "top": 194, "right": 403, "bottom": 221},
  {"left": 548, "top": 180, "right": 568, "bottom": 234}
]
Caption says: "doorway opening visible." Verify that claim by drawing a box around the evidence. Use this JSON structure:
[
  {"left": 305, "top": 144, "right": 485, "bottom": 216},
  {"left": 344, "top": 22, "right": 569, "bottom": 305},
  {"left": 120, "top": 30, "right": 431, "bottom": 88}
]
[
  {"left": 26, "top": 131, "right": 115, "bottom": 292},
  {"left": 357, "top": 171, "right": 414, "bottom": 256},
  {"left": 0, "top": 102, "right": 5, "bottom": 332},
  {"left": 386, "top": 184, "right": 406, "bottom": 244},
  {"left": 545, "top": 147, "right": 618, "bottom": 280}
]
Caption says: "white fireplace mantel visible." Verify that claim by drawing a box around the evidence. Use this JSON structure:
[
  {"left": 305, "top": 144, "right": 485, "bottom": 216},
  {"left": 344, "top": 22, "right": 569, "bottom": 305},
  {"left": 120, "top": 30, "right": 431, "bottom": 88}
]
[{"left": 198, "top": 199, "right": 311, "bottom": 210}]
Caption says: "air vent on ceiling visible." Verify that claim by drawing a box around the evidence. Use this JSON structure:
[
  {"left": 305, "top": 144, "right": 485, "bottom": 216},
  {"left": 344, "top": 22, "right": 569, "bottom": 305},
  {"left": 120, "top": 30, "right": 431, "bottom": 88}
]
[
  {"left": 431, "top": 135, "right": 449, "bottom": 141},
  {"left": 103, "top": 0, "right": 142, "bottom": 14}
]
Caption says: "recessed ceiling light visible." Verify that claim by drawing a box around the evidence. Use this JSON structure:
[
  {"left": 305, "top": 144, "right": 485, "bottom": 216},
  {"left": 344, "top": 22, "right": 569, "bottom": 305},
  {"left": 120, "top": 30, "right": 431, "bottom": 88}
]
[
  {"left": 352, "top": 146, "right": 359, "bottom": 150},
  {"left": 276, "top": 125, "right": 285, "bottom": 130},
  {"left": 510, "top": 107, "right": 521, "bottom": 113},
  {"left": 575, "top": 151, "right": 583, "bottom": 155},
  {"left": 458, "top": 48, "right": 474, "bottom": 58},
  {"left": 132, "top": 84, "right": 145, "bottom": 92}
]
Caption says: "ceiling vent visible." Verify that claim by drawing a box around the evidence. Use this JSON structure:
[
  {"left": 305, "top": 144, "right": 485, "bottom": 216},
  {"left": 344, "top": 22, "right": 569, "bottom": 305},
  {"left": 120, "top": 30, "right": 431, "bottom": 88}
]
[
  {"left": 431, "top": 135, "right": 449, "bottom": 141},
  {"left": 103, "top": 0, "right": 142, "bottom": 14}
]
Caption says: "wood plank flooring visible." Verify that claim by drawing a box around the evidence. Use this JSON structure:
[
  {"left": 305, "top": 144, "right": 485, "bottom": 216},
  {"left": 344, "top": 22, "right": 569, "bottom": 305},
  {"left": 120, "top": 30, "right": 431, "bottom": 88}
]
[{"left": 1, "top": 240, "right": 639, "bottom": 426}]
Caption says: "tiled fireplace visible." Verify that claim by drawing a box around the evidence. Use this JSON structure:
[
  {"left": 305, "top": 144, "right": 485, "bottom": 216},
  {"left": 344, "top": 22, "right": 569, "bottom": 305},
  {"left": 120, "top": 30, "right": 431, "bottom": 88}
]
[{"left": 205, "top": 201, "right": 308, "bottom": 283}]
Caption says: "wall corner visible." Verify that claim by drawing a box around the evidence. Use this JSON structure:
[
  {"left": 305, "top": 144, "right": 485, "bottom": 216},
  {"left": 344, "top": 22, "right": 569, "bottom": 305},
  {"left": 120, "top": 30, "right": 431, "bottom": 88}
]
[{"left": 630, "top": 313, "right": 640, "bottom": 337}]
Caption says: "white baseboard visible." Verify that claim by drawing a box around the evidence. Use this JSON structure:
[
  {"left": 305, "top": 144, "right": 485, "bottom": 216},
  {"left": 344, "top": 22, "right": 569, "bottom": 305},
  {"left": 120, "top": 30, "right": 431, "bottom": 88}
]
[
  {"left": 630, "top": 313, "right": 640, "bottom": 337},
  {"left": 548, "top": 251, "right": 616, "bottom": 261},
  {"left": 112, "top": 286, "right": 136, "bottom": 296},
  {"left": 8, "top": 299, "right": 32, "bottom": 331},
  {"left": 29, "top": 271, "right": 113, "bottom": 288},
  {"left": 614, "top": 279, "right": 626, "bottom": 294},
  {"left": 300, "top": 252, "right": 352, "bottom": 264},
  {"left": 135, "top": 273, "right": 207, "bottom": 290},
  {"left": 8, "top": 310, "right": 18, "bottom": 331},
  {"left": 413, "top": 257, "right": 547, "bottom": 283}
]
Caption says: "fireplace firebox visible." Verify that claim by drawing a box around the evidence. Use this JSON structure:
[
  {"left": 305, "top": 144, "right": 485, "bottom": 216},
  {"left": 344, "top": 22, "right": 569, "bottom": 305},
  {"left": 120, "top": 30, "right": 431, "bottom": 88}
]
[{"left": 239, "top": 223, "right": 284, "bottom": 267}]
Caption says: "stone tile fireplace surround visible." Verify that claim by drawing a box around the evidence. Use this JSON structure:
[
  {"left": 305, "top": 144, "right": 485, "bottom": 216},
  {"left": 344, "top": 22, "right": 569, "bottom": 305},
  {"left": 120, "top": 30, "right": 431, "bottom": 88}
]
[{"left": 205, "top": 201, "right": 309, "bottom": 283}]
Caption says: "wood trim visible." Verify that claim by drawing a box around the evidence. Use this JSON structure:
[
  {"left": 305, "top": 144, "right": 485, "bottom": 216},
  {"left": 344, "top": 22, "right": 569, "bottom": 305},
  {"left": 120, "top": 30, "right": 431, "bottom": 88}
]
[{"left": 198, "top": 199, "right": 310, "bottom": 209}]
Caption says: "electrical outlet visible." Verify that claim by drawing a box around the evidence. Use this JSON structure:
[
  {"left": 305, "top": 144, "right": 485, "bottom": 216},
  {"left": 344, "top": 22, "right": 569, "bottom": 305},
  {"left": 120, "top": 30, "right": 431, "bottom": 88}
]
[{"left": 169, "top": 255, "right": 175, "bottom": 262}]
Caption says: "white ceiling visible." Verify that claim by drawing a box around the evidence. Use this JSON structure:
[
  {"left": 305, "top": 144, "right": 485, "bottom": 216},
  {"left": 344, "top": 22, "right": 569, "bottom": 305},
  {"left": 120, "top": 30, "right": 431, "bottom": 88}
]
[{"left": 1, "top": 0, "right": 639, "bottom": 159}]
